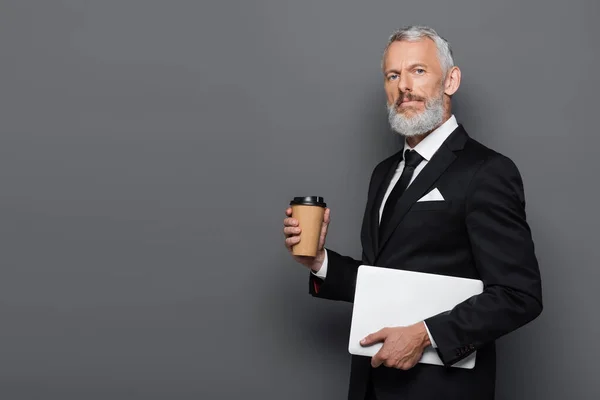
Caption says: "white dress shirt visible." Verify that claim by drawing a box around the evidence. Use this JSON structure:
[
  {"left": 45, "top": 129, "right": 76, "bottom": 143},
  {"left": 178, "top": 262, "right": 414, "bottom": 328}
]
[{"left": 312, "top": 115, "right": 459, "bottom": 348}]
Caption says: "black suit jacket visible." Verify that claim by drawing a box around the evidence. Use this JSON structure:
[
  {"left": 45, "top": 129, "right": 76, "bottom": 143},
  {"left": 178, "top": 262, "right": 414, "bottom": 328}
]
[{"left": 308, "top": 125, "right": 543, "bottom": 400}]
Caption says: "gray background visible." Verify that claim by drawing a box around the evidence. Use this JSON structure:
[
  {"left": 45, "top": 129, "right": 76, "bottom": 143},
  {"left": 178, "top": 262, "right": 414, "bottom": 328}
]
[{"left": 0, "top": 0, "right": 597, "bottom": 399}]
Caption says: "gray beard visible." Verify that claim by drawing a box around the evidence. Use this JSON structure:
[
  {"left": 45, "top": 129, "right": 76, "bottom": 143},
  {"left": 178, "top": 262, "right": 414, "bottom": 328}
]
[{"left": 387, "top": 91, "right": 445, "bottom": 137}]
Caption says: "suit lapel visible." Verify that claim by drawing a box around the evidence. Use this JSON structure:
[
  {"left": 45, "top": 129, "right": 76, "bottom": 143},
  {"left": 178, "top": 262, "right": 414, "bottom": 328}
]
[
  {"left": 360, "top": 149, "right": 403, "bottom": 262},
  {"left": 376, "top": 125, "right": 468, "bottom": 256},
  {"left": 369, "top": 149, "right": 404, "bottom": 254}
]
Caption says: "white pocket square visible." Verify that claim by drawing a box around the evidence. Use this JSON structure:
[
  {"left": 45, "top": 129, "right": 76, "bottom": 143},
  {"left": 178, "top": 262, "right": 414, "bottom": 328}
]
[{"left": 417, "top": 188, "right": 445, "bottom": 202}]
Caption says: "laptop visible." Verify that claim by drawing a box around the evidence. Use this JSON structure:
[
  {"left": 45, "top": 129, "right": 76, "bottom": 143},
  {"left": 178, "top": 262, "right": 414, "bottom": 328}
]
[{"left": 348, "top": 265, "right": 483, "bottom": 369}]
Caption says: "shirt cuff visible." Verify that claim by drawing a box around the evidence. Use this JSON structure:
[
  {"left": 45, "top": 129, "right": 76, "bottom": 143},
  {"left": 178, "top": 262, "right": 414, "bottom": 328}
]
[
  {"left": 310, "top": 249, "right": 328, "bottom": 279},
  {"left": 423, "top": 321, "right": 437, "bottom": 348}
]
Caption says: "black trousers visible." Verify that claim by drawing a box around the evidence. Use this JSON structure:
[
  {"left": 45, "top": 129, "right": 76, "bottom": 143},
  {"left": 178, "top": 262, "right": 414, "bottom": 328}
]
[{"left": 364, "top": 370, "right": 377, "bottom": 400}]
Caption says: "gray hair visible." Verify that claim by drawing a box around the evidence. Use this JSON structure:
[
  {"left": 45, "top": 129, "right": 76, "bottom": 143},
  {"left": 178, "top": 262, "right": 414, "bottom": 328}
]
[{"left": 382, "top": 26, "right": 455, "bottom": 78}]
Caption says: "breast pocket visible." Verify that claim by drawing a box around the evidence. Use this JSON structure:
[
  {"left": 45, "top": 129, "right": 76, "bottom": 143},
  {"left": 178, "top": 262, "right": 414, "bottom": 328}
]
[
  {"left": 410, "top": 200, "right": 452, "bottom": 211},
  {"left": 403, "top": 200, "right": 461, "bottom": 238}
]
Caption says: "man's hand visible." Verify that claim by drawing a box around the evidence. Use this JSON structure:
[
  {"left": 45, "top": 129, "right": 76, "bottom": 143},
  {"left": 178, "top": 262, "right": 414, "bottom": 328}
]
[
  {"left": 283, "top": 207, "right": 330, "bottom": 272},
  {"left": 360, "top": 322, "right": 431, "bottom": 370}
]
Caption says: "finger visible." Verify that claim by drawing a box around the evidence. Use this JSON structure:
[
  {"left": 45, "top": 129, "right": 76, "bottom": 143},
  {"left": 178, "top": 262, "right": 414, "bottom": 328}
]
[
  {"left": 285, "top": 207, "right": 292, "bottom": 216},
  {"left": 318, "top": 223, "right": 329, "bottom": 249},
  {"left": 371, "top": 351, "right": 385, "bottom": 368},
  {"left": 371, "top": 357, "right": 383, "bottom": 368},
  {"left": 398, "top": 351, "right": 422, "bottom": 370},
  {"left": 283, "top": 226, "right": 301, "bottom": 237},
  {"left": 283, "top": 217, "right": 298, "bottom": 227},
  {"left": 399, "top": 360, "right": 416, "bottom": 370},
  {"left": 360, "top": 328, "right": 387, "bottom": 346},
  {"left": 321, "top": 217, "right": 329, "bottom": 237},
  {"left": 323, "top": 208, "right": 331, "bottom": 224},
  {"left": 285, "top": 236, "right": 301, "bottom": 249},
  {"left": 317, "top": 209, "right": 331, "bottom": 248}
]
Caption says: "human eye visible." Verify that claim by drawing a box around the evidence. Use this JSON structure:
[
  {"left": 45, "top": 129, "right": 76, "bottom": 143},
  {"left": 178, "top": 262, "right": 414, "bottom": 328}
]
[
  {"left": 387, "top": 74, "right": 399, "bottom": 81},
  {"left": 414, "top": 68, "right": 425, "bottom": 75}
]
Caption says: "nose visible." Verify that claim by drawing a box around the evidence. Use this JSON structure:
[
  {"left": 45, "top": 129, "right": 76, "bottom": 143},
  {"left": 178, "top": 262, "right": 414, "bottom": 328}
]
[{"left": 398, "top": 73, "right": 412, "bottom": 94}]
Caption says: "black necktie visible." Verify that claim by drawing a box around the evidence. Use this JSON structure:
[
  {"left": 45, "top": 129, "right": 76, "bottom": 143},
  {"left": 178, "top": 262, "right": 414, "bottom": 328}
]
[{"left": 379, "top": 149, "right": 424, "bottom": 234}]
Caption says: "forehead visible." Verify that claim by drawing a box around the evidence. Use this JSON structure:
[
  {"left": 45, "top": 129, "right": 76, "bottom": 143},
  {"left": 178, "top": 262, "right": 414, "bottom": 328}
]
[{"left": 383, "top": 38, "right": 441, "bottom": 72}]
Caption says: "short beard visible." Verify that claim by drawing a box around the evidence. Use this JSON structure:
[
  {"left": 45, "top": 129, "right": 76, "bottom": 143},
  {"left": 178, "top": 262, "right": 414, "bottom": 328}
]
[{"left": 387, "top": 88, "right": 445, "bottom": 137}]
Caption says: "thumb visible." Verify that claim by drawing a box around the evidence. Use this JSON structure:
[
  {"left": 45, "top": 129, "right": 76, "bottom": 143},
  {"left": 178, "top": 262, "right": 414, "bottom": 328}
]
[
  {"left": 318, "top": 208, "right": 330, "bottom": 250},
  {"left": 323, "top": 208, "right": 331, "bottom": 225},
  {"left": 360, "top": 328, "right": 387, "bottom": 346}
]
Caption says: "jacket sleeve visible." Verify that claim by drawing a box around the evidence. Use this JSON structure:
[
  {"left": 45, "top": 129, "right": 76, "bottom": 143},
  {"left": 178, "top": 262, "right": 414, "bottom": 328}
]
[
  {"left": 308, "top": 248, "right": 364, "bottom": 302},
  {"left": 425, "top": 155, "right": 543, "bottom": 366}
]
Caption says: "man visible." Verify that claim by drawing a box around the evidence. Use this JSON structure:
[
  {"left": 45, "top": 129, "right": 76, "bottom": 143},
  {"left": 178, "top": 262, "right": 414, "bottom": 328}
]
[{"left": 283, "top": 26, "right": 542, "bottom": 400}]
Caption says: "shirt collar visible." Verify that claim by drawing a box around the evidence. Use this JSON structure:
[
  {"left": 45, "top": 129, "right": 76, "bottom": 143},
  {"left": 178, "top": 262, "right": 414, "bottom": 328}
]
[{"left": 404, "top": 115, "right": 458, "bottom": 161}]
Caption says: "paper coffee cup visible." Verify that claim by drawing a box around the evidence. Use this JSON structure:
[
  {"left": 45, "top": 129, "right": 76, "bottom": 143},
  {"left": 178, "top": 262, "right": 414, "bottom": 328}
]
[{"left": 290, "top": 196, "right": 327, "bottom": 257}]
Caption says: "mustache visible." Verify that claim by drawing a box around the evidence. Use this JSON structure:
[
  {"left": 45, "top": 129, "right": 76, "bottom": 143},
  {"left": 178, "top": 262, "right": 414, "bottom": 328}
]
[{"left": 395, "top": 93, "right": 427, "bottom": 107}]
